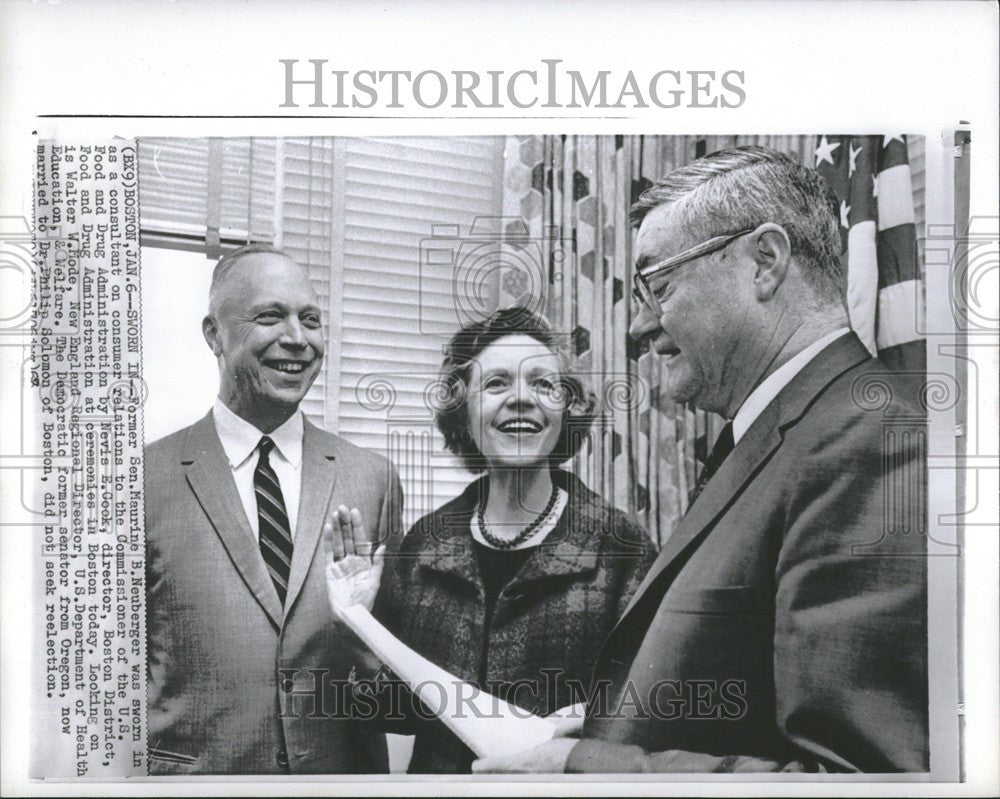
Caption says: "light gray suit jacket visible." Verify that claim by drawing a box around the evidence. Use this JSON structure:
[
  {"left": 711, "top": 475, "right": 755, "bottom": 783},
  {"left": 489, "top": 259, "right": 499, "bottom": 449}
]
[{"left": 145, "top": 411, "right": 402, "bottom": 774}]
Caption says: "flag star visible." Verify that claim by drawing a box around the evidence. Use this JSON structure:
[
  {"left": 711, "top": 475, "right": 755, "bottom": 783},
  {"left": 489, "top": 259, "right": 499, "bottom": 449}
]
[
  {"left": 848, "top": 143, "right": 862, "bottom": 177},
  {"left": 882, "top": 135, "right": 905, "bottom": 148},
  {"left": 872, "top": 174, "right": 879, "bottom": 198},
  {"left": 839, "top": 200, "right": 851, "bottom": 229},
  {"left": 815, "top": 135, "right": 841, "bottom": 167}
]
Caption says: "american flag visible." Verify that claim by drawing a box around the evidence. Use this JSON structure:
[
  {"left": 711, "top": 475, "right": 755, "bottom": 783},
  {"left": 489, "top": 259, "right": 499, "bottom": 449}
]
[{"left": 814, "top": 135, "right": 925, "bottom": 371}]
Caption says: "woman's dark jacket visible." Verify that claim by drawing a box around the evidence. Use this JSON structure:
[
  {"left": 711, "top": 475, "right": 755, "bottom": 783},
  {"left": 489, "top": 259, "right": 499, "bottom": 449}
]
[{"left": 373, "top": 469, "right": 657, "bottom": 773}]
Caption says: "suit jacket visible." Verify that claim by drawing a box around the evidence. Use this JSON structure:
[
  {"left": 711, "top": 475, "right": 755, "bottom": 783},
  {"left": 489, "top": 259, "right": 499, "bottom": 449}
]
[
  {"left": 566, "top": 333, "right": 929, "bottom": 773},
  {"left": 145, "top": 411, "right": 403, "bottom": 774}
]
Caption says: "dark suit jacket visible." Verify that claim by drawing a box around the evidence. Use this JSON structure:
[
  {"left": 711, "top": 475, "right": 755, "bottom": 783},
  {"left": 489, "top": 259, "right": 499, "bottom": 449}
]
[
  {"left": 566, "top": 333, "right": 928, "bottom": 773},
  {"left": 145, "top": 411, "right": 403, "bottom": 774}
]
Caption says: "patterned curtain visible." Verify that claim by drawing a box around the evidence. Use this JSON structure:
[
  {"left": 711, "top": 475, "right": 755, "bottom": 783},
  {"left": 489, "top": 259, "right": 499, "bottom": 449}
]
[{"left": 499, "top": 134, "right": 817, "bottom": 547}]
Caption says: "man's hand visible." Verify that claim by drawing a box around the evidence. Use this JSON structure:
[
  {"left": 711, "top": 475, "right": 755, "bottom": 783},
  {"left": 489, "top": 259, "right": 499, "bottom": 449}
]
[
  {"left": 545, "top": 702, "right": 587, "bottom": 738},
  {"left": 322, "top": 505, "right": 385, "bottom": 619},
  {"left": 471, "top": 738, "right": 577, "bottom": 774}
]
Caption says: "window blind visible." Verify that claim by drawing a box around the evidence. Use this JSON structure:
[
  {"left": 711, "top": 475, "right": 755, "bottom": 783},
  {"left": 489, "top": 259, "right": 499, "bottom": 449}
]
[
  {"left": 139, "top": 135, "right": 505, "bottom": 527},
  {"left": 906, "top": 135, "right": 927, "bottom": 276},
  {"left": 137, "top": 138, "right": 276, "bottom": 254},
  {"left": 277, "top": 138, "right": 336, "bottom": 426},
  {"left": 280, "top": 136, "right": 505, "bottom": 527}
]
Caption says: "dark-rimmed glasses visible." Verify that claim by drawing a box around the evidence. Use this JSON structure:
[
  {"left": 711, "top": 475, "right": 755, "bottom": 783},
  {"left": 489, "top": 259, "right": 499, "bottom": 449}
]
[{"left": 631, "top": 229, "right": 754, "bottom": 315}]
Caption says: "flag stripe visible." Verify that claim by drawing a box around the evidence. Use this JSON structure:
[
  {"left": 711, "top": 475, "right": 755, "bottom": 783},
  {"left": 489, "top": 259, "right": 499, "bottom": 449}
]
[
  {"left": 815, "top": 134, "right": 924, "bottom": 372},
  {"left": 259, "top": 520, "right": 293, "bottom": 558},
  {"left": 876, "top": 279, "right": 924, "bottom": 349},
  {"left": 846, "top": 220, "right": 878, "bottom": 355},
  {"left": 261, "top": 559, "right": 288, "bottom": 589},
  {"left": 876, "top": 223, "right": 918, "bottom": 287},
  {"left": 877, "top": 164, "right": 916, "bottom": 230}
]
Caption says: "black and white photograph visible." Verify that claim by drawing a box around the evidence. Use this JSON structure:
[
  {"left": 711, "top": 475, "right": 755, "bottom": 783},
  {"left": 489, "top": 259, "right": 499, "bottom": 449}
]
[
  {"left": 136, "top": 134, "right": 939, "bottom": 778},
  {"left": 0, "top": 1, "right": 996, "bottom": 796}
]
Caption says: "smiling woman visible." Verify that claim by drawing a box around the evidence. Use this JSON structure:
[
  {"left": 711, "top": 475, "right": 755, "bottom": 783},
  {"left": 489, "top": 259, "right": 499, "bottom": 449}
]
[
  {"left": 372, "top": 307, "right": 657, "bottom": 773},
  {"left": 465, "top": 335, "right": 565, "bottom": 474}
]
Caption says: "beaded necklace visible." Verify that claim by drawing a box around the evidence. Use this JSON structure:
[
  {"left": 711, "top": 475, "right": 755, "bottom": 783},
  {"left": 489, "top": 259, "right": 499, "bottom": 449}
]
[{"left": 476, "top": 482, "right": 560, "bottom": 550}]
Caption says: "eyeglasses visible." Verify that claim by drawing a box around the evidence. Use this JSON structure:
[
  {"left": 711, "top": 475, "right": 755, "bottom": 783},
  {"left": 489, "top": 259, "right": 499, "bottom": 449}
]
[{"left": 631, "top": 229, "right": 754, "bottom": 315}]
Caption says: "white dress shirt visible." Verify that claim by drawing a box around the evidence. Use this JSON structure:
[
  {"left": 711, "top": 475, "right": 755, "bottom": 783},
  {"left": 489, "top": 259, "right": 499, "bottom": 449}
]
[
  {"left": 732, "top": 328, "right": 851, "bottom": 444},
  {"left": 212, "top": 398, "right": 304, "bottom": 541}
]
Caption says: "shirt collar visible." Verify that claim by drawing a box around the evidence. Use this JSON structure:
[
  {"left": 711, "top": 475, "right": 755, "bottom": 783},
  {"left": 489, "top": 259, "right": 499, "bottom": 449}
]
[
  {"left": 212, "top": 398, "right": 304, "bottom": 470},
  {"left": 732, "top": 328, "right": 850, "bottom": 444}
]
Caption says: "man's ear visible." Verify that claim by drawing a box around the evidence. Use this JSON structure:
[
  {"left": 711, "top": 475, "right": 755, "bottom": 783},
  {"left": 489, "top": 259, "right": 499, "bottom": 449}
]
[
  {"left": 748, "top": 223, "right": 792, "bottom": 302},
  {"left": 203, "top": 315, "right": 223, "bottom": 357}
]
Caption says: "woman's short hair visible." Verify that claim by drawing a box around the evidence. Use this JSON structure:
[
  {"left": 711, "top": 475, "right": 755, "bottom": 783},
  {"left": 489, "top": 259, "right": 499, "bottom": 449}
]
[{"left": 435, "top": 306, "right": 596, "bottom": 473}]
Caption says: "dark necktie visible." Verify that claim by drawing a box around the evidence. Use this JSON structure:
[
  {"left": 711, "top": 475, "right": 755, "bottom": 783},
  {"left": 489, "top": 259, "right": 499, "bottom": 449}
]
[
  {"left": 688, "top": 422, "right": 735, "bottom": 506},
  {"left": 254, "top": 436, "right": 293, "bottom": 605}
]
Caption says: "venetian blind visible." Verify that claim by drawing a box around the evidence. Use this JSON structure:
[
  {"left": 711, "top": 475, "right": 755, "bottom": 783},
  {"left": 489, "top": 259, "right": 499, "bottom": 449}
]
[
  {"left": 138, "top": 136, "right": 504, "bottom": 527},
  {"left": 277, "top": 138, "right": 335, "bottom": 426},
  {"left": 137, "top": 138, "right": 276, "bottom": 253}
]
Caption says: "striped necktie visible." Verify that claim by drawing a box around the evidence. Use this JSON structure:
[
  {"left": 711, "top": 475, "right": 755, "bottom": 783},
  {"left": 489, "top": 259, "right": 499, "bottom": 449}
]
[
  {"left": 255, "top": 436, "right": 293, "bottom": 605},
  {"left": 688, "top": 422, "right": 735, "bottom": 507}
]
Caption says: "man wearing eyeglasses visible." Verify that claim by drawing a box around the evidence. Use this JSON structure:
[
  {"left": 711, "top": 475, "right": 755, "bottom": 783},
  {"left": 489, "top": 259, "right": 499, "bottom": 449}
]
[{"left": 474, "top": 145, "right": 927, "bottom": 774}]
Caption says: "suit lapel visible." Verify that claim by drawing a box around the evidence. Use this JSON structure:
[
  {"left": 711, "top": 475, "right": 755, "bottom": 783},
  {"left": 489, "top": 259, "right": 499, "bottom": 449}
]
[
  {"left": 183, "top": 411, "right": 284, "bottom": 629},
  {"left": 618, "top": 411, "right": 783, "bottom": 620},
  {"left": 283, "top": 419, "right": 337, "bottom": 617},
  {"left": 616, "top": 332, "right": 874, "bottom": 624}
]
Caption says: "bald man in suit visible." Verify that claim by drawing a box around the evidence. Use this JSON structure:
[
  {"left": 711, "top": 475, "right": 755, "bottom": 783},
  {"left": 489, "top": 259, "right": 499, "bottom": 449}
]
[{"left": 145, "top": 244, "right": 402, "bottom": 774}]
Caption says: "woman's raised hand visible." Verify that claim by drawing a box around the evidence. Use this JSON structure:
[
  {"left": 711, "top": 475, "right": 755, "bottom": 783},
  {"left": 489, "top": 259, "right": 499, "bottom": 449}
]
[{"left": 322, "top": 505, "right": 386, "bottom": 618}]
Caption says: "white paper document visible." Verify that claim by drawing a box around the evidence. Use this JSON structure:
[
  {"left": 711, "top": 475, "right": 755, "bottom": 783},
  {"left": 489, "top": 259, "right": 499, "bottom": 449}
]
[{"left": 339, "top": 605, "right": 556, "bottom": 759}]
